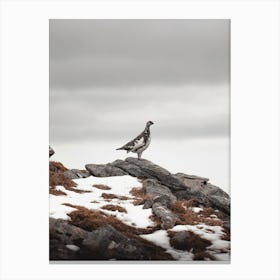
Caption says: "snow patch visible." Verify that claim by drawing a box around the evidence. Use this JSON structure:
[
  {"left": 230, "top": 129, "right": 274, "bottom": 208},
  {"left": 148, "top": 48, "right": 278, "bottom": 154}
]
[
  {"left": 50, "top": 175, "right": 153, "bottom": 228},
  {"left": 140, "top": 230, "right": 193, "bottom": 261},
  {"left": 65, "top": 244, "right": 80, "bottom": 251},
  {"left": 191, "top": 207, "right": 203, "bottom": 213}
]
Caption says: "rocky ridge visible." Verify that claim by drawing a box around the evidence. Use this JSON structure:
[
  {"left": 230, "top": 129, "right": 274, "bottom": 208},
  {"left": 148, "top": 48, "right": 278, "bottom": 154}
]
[
  {"left": 50, "top": 157, "right": 230, "bottom": 261},
  {"left": 85, "top": 158, "right": 230, "bottom": 215}
]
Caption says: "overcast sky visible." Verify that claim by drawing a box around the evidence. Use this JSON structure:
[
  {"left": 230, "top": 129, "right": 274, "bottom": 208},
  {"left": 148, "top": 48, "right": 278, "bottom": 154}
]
[
  {"left": 49, "top": 20, "right": 230, "bottom": 190},
  {"left": 50, "top": 19, "right": 229, "bottom": 142}
]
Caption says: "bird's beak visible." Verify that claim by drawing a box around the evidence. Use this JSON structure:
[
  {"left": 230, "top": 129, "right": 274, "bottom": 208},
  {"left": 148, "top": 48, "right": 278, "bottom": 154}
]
[{"left": 151, "top": 121, "right": 154, "bottom": 125}]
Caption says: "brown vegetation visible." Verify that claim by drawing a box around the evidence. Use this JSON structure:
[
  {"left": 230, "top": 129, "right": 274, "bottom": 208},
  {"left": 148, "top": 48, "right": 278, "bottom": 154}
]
[
  {"left": 49, "top": 172, "right": 91, "bottom": 193},
  {"left": 49, "top": 188, "right": 67, "bottom": 196},
  {"left": 200, "top": 207, "right": 224, "bottom": 220},
  {"left": 168, "top": 230, "right": 212, "bottom": 253},
  {"left": 149, "top": 215, "right": 162, "bottom": 228},
  {"left": 90, "top": 200, "right": 99, "bottom": 204},
  {"left": 67, "top": 205, "right": 160, "bottom": 236},
  {"left": 193, "top": 251, "right": 216, "bottom": 261},
  {"left": 101, "top": 204, "right": 127, "bottom": 213},
  {"left": 129, "top": 187, "right": 152, "bottom": 206},
  {"left": 170, "top": 201, "right": 223, "bottom": 227},
  {"left": 101, "top": 193, "right": 130, "bottom": 200},
  {"left": 170, "top": 200, "right": 187, "bottom": 214},
  {"left": 221, "top": 226, "right": 230, "bottom": 241},
  {"left": 65, "top": 204, "right": 173, "bottom": 259},
  {"left": 92, "top": 184, "right": 111, "bottom": 190},
  {"left": 49, "top": 161, "right": 91, "bottom": 194},
  {"left": 49, "top": 171, "right": 76, "bottom": 189},
  {"left": 49, "top": 161, "right": 68, "bottom": 172},
  {"left": 130, "top": 186, "right": 146, "bottom": 197},
  {"left": 185, "top": 198, "right": 202, "bottom": 208}
]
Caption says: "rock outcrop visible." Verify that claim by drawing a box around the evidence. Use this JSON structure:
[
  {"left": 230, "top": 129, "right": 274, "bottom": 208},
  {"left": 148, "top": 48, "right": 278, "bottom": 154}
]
[
  {"left": 50, "top": 218, "right": 173, "bottom": 260},
  {"left": 49, "top": 146, "right": 55, "bottom": 158},
  {"left": 82, "top": 225, "right": 173, "bottom": 260},
  {"left": 85, "top": 157, "right": 230, "bottom": 215},
  {"left": 49, "top": 218, "right": 88, "bottom": 260},
  {"left": 142, "top": 179, "right": 178, "bottom": 228},
  {"left": 169, "top": 230, "right": 212, "bottom": 252},
  {"left": 50, "top": 157, "right": 230, "bottom": 261},
  {"left": 174, "top": 173, "right": 230, "bottom": 215},
  {"left": 63, "top": 169, "right": 91, "bottom": 179},
  {"left": 86, "top": 158, "right": 188, "bottom": 191}
]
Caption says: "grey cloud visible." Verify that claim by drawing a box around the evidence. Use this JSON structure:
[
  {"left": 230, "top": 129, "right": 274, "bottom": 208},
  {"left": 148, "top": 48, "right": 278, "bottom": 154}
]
[
  {"left": 50, "top": 19, "right": 230, "bottom": 88},
  {"left": 50, "top": 84, "right": 229, "bottom": 143}
]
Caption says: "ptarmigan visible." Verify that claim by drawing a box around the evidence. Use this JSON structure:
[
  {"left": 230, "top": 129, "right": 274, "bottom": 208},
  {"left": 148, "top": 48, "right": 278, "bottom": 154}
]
[{"left": 116, "top": 121, "right": 154, "bottom": 159}]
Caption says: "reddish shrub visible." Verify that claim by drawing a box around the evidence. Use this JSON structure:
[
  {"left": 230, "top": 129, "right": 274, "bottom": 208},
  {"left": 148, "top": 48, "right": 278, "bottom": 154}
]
[
  {"left": 193, "top": 251, "right": 216, "bottom": 261},
  {"left": 101, "top": 204, "right": 127, "bottom": 213},
  {"left": 129, "top": 187, "right": 152, "bottom": 206},
  {"left": 49, "top": 171, "right": 91, "bottom": 193},
  {"left": 49, "top": 161, "right": 68, "bottom": 172},
  {"left": 170, "top": 201, "right": 187, "bottom": 214},
  {"left": 92, "top": 184, "right": 111, "bottom": 190},
  {"left": 170, "top": 200, "right": 224, "bottom": 227},
  {"left": 49, "top": 188, "right": 67, "bottom": 196},
  {"left": 49, "top": 171, "right": 76, "bottom": 189},
  {"left": 130, "top": 187, "right": 146, "bottom": 197},
  {"left": 221, "top": 226, "right": 230, "bottom": 241},
  {"left": 101, "top": 193, "right": 129, "bottom": 200},
  {"left": 67, "top": 206, "right": 161, "bottom": 236},
  {"left": 168, "top": 230, "right": 212, "bottom": 253}
]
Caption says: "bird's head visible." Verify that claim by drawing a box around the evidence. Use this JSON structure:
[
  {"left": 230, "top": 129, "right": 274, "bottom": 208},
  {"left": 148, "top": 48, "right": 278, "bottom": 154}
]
[{"left": 146, "top": 121, "right": 154, "bottom": 127}]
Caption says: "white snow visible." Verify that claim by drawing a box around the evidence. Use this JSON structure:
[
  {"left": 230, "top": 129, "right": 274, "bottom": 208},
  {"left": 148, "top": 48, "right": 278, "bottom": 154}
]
[
  {"left": 140, "top": 230, "right": 193, "bottom": 261},
  {"left": 191, "top": 207, "right": 203, "bottom": 213},
  {"left": 141, "top": 224, "right": 230, "bottom": 261},
  {"left": 50, "top": 175, "right": 154, "bottom": 228},
  {"left": 171, "top": 224, "right": 230, "bottom": 261},
  {"left": 65, "top": 244, "right": 80, "bottom": 251}
]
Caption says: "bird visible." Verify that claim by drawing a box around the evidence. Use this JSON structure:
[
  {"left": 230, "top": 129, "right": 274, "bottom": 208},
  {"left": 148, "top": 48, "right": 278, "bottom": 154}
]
[{"left": 116, "top": 121, "right": 154, "bottom": 160}]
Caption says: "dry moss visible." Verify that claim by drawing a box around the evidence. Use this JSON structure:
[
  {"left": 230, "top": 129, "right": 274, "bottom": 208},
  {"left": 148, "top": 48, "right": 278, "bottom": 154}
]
[
  {"left": 92, "top": 184, "right": 111, "bottom": 190},
  {"left": 167, "top": 230, "right": 212, "bottom": 253},
  {"left": 101, "top": 193, "right": 130, "bottom": 200},
  {"left": 193, "top": 251, "right": 216, "bottom": 261},
  {"left": 101, "top": 204, "right": 127, "bottom": 213},
  {"left": 129, "top": 187, "right": 152, "bottom": 206},
  {"left": 67, "top": 206, "right": 160, "bottom": 236},
  {"left": 129, "top": 186, "right": 146, "bottom": 197},
  {"left": 66, "top": 206, "right": 172, "bottom": 261},
  {"left": 170, "top": 201, "right": 223, "bottom": 227},
  {"left": 221, "top": 226, "right": 230, "bottom": 241},
  {"left": 49, "top": 188, "right": 67, "bottom": 196},
  {"left": 185, "top": 198, "right": 202, "bottom": 208},
  {"left": 49, "top": 161, "right": 68, "bottom": 172},
  {"left": 49, "top": 166, "right": 91, "bottom": 194},
  {"left": 170, "top": 201, "right": 187, "bottom": 214}
]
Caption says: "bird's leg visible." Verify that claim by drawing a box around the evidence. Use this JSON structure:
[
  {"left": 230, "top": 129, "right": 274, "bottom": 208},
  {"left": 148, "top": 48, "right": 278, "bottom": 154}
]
[{"left": 137, "top": 152, "right": 142, "bottom": 160}]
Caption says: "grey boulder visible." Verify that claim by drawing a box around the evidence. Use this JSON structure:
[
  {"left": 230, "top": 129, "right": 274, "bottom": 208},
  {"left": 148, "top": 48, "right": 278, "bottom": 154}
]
[
  {"left": 85, "top": 163, "right": 127, "bottom": 177},
  {"left": 174, "top": 173, "right": 230, "bottom": 215},
  {"left": 85, "top": 157, "right": 188, "bottom": 191},
  {"left": 63, "top": 169, "right": 91, "bottom": 179},
  {"left": 82, "top": 225, "right": 173, "bottom": 260},
  {"left": 143, "top": 178, "right": 177, "bottom": 207},
  {"left": 49, "top": 218, "right": 89, "bottom": 260},
  {"left": 49, "top": 146, "right": 55, "bottom": 158}
]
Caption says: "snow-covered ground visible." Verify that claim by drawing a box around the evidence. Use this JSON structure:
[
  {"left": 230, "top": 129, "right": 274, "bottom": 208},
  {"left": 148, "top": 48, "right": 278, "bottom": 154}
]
[
  {"left": 50, "top": 176, "right": 154, "bottom": 228},
  {"left": 50, "top": 175, "right": 230, "bottom": 261}
]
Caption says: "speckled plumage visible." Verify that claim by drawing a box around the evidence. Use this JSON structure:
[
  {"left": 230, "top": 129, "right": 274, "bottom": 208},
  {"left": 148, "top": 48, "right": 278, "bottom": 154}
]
[{"left": 116, "top": 121, "right": 154, "bottom": 159}]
